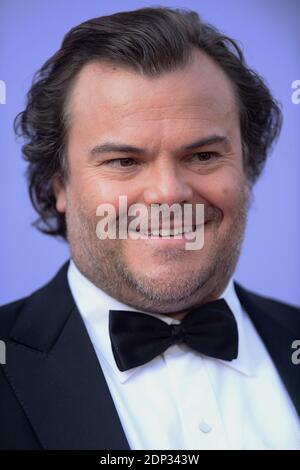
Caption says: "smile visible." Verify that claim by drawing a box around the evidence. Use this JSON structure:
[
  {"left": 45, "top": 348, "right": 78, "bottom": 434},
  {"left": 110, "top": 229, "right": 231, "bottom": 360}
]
[{"left": 128, "top": 224, "right": 206, "bottom": 238}]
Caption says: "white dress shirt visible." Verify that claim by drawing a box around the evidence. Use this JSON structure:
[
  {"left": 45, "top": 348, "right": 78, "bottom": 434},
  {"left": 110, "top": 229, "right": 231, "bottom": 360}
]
[{"left": 67, "top": 259, "right": 300, "bottom": 450}]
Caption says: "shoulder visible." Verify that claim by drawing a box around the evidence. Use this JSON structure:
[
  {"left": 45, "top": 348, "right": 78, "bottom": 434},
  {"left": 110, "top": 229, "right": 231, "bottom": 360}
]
[
  {"left": 0, "top": 297, "right": 27, "bottom": 339},
  {"left": 234, "top": 281, "right": 300, "bottom": 332},
  {"left": 0, "top": 260, "right": 71, "bottom": 339},
  {"left": 235, "top": 281, "right": 299, "bottom": 311},
  {"left": 239, "top": 283, "right": 299, "bottom": 310}
]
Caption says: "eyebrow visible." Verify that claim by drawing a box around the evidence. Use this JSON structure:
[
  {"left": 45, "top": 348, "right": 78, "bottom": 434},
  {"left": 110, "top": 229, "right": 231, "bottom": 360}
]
[{"left": 89, "top": 134, "right": 230, "bottom": 157}]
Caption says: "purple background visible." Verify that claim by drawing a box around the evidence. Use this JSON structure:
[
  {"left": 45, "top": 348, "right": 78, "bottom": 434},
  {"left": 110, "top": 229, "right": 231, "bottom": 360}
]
[{"left": 0, "top": 0, "right": 299, "bottom": 305}]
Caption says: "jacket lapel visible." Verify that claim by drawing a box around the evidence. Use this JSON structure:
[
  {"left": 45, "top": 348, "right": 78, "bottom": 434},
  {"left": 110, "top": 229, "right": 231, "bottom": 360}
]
[
  {"left": 2, "top": 261, "right": 131, "bottom": 450},
  {"left": 234, "top": 282, "right": 300, "bottom": 419}
]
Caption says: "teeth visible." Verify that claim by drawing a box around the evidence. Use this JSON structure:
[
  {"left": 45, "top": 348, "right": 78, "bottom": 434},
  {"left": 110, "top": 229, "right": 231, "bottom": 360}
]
[
  {"left": 138, "top": 226, "right": 196, "bottom": 237},
  {"left": 151, "top": 229, "right": 160, "bottom": 236},
  {"left": 160, "top": 228, "right": 171, "bottom": 236}
]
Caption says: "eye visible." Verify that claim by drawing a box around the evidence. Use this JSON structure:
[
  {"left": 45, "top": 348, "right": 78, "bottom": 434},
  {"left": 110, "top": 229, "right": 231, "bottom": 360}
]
[
  {"left": 104, "top": 158, "right": 137, "bottom": 168},
  {"left": 190, "top": 152, "right": 219, "bottom": 163}
]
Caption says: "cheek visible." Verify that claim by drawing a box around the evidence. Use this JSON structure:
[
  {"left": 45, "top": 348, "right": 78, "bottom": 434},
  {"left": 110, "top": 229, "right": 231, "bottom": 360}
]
[
  {"left": 67, "top": 172, "right": 111, "bottom": 212},
  {"left": 196, "top": 168, "right": 246, "bottom": 219},
  {"left": 220, "top": 185, "right": 236, "bottom": 210},
  {"left": 207, "top": 176, "right": 236, "bottom": 200},
  {"left": 66, "top": 175, "right": 139, "bottom": 235},
  {"left": 69, "top": 172, "right": 146, "bottom": 224}
]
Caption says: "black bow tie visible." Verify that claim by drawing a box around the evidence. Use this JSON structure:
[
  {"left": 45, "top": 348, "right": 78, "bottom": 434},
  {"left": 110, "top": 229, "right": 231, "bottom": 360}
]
[{"left": 109, "top": 299, "right": 238, "bottom": 372}]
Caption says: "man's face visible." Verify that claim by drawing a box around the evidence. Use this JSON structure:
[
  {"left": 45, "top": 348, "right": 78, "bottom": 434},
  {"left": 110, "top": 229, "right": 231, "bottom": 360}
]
[{"left": 54, "top": 50, "right": 250, "bottom": 315}]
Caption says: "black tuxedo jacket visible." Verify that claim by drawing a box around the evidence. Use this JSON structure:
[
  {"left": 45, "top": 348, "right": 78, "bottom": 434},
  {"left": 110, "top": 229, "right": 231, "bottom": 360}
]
[{"left": 0, "top": 260, "right": 299, "bottom": 449}]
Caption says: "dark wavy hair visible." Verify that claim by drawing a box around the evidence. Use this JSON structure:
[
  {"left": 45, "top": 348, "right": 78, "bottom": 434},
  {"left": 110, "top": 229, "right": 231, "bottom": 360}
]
[{"left": 14, "top": 6, "right": 282, "bottom": 240}]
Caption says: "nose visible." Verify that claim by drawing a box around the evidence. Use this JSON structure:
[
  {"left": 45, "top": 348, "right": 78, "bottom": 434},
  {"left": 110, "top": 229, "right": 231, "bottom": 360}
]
[{"left": 142, "top": 158, "right": 193, "bottom": 206}]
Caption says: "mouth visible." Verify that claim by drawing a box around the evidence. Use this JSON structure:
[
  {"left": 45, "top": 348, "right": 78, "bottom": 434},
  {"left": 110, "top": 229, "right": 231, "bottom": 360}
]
[{"left": 128, "top": 222, "right": 208, "bottom": 238}]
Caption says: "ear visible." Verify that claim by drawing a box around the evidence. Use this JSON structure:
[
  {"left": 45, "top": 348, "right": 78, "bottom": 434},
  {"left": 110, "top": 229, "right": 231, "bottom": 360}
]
[{"left": 52, "top": 175, "right": 66, "bottom": 213}]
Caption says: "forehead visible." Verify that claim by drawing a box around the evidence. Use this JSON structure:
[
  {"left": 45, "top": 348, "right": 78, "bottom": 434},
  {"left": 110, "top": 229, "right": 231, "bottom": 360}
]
[{"left": 66, "top": 49, "right": 239, "bottom": 139}]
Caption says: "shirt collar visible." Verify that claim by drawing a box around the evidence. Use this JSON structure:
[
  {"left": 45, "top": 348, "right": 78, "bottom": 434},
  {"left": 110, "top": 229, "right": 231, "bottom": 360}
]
[{"left": 67, "top": 259, "right": 254, "bottom": 384}]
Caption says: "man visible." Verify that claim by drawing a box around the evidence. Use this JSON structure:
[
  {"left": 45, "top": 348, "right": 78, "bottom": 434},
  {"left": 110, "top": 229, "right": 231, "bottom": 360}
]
[{"left": 0, "top": 7, "right": 299, "bottom": 450}]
